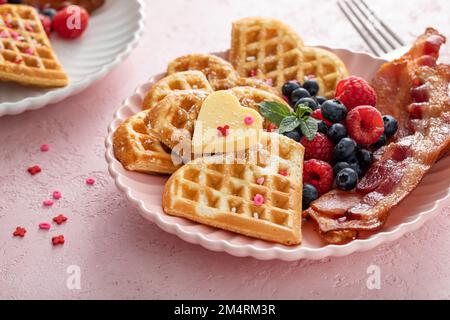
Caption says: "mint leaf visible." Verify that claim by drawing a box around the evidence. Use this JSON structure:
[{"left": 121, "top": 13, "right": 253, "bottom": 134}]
[
  {"left": 299, "top": 118, "right": 318, "bottom": 141},
  {"left": 278, "top": 116, "right": 301, "bottom": 134},
  {"left": 258, "top": 101, "right": 291, "bottom": 126},
  {"left": 295, "top": 104, "right": 313, "bottom": 119}
]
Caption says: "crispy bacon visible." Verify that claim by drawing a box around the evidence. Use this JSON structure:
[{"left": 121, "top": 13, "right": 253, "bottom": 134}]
[{"left": 307, "top": 28, "right": 450, "bottom": 244}]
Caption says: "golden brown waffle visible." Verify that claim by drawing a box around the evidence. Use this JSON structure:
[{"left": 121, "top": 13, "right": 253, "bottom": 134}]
[
  {"left": 167, "top": 54, "right": 238, "bottom": 91},
  {"left": 142, "top": 71, "right": 213, "bottom": 110},
  {"left": 230, "top": 17, "right": 348, "bottom": 98},
  {"left": 0, "top": 5, "right": 68, "bottom": 87},
  {"left": 145, "top": 90, "right": 210, "bottom": 150},
  {"left": 113, "top": 110, "right": 181, "bottom": 175},
  {"left": 233, "top": 76, "right": 279, "bottom": 95},
  {"left": 163, "top": 132, "right": 304, "bottom": 245},
  {"left": 301, "top": 47, "right": 349, "bottom": 98},
  {"left": 229, "top": 86, "right": 292, "bottom": 128}
]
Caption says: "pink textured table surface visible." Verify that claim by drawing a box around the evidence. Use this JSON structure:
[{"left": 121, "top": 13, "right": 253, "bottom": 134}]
[{"left": 1, "top": 0, "right": 450, "bottom": 300}]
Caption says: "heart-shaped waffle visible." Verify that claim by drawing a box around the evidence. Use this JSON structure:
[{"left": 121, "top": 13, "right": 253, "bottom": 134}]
[
  {"left": 113, "top": 110, "right": 181, "bottom": 175},
  {"left": 0, "top": 5, "right": 68, "bottom": 87},
  {"left": 142, "top": 71, "right": 213, "bottom": 110},
  {"left": 163, "top": 132, "right": 304, "bottom": 245},
  {"left": 230, "top": 17, "right": 349, "bottom": 98}
]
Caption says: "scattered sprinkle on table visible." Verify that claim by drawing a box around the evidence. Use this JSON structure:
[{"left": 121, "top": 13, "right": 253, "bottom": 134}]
[
  {"left": 39, "top": 223, "right": 51, "bottom": 230},
  {"left": 43, "top": 200, "right": 54, "bottom": 207},
  {"left": 86, "top": 178, "right": 95, "bottom": 185},
  {"left": 13, "top": 227, "right": 27, "bottom": 238},
  {"left": 28, "top": 165, "right": 42, "bottom": 176},
  {"left": 53, "top": 214, "right": 68, "bottom": 225},
  {"left": 52, "top": 191, "right": 62, "bottom": 200},
  {"left": 40, "top": 144, "right": 49, "bottom": 152},
  {"left": 52, "top": 235, "right": 65, "bottom": 246}
]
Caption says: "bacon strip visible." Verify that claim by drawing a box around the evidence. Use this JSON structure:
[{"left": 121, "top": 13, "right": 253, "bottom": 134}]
[{"left": 307, "top": 29, "right": 450, "bottom": 244}]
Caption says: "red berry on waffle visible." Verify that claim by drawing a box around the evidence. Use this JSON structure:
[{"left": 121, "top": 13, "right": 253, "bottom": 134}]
[
  {"left": 336, "top": 76, "right": 377, "bottom": 111},
  {"left": 303, "top": 159, "right": 334, "bottom": 195}
]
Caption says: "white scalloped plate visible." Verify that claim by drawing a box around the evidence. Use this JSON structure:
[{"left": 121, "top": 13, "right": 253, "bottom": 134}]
[
  {"left": 0, "top": 0, "right": 146, "bottom": 117},
  {"left": 105, "top": 47, "right": 450, "bottom": 261}
]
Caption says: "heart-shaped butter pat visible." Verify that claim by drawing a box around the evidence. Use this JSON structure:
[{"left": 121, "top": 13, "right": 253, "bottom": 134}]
[{"left": 192, "top": 91, "right": 263, "bottom": 154}]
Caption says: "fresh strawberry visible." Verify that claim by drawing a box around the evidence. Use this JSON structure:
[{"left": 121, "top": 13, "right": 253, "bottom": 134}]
[
  {"left": 311, "top": 108, "right": 332, "bottom": 126},
  {"left": 52, "top": 5, "right": 89, "bottom": 39},
  {"left": 303, "top": 159, "right": 334, "bottom": 195},
  {"left": 335, "top": 76, "right": 377, "bottom": 111},
  {"left": 346, "top": 105, "right": 384, "bottom": 146},
  {"left": 300, "top": 133, "right": 334, "bottom": 163}
]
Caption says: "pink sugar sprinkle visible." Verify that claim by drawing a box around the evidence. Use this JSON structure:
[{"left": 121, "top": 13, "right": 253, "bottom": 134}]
[
  {"left": 256, "top": 177, "right": 265, "bottom": 185},
  {"left": 39, "top": 223, "right": 51, "bottom": 230},
  {"left": 253, "top": 194, "right": 265, "bottom": 206},
  {"left": 53, "top": 191, "right": 62, "bottom": 200},
  {"left": 0, "top": 31, "right": 8, "bottom": 38},
  {"left": 86, "top": 178, "right": 95, "bottom": 185},
  {"left": 40, "top": 144, "right": 49, "bottom": 152},
  {"left": 43, "top": 200, "right": 54, "bottom": 207},
  {"left": 25, "top": 48, "right": 34, "bottom": 55},
  {"left": 10, "top": 31, "right": 19, "bottom": 39},
  {"left": 266, "top": 78, "right": 273, "bottom": 86},
  {"left": 244, "top": 116, "right": 255, "bottom": 126}
]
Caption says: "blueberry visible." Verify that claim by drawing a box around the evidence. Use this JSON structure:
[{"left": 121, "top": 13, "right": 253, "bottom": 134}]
[
  {"left": 346, "top": 155, "right": 363, "bottom": 178},
  {"left": 372, "top": 134, "right": 387, "bottom": 149},
  {"left": 282, "top": 81, "right": 301, "bottom": 98},
  {"left": 333, "top": 138, "right": 357, "bottom": 162},
  {"left": 383, "top": 115, "right": 398, "bottom": 138},
  {"left": 282, "top": 130, "right": 302, "bottom": 142},
  {"left": 7, "top": 0, "right": 22, "bottom": 3},
  {"left": 357, "top": 149, "right": 373, "bottom": 170},
  {"left": 317, "top": 120, "right": 328, "bottom": 134},
  {"left": 303, "top": 183, "right": 319, "bottom": 209},
  {"left": 333, "top": 162, "right": 351, "bottom": 176},
  {"left": 335, "top": 168, "right": 359, "bottom": 191},
  {"left": 303, "top": 80, "right": 320, "bottom": 96},
  {"left": 295, "top": 97, "right": 318, "bottom": 111},
  {"left": 327, "top": 123, "right": 347, "bottom": 144},
  {"left": 321, "top": 99, "right": 348, "bottom": 123},
  {"left": 290, "top": 88, "right": 311, "bottom": 106},
  {"left": 315, "top": 96, "right": 327, "bottom": 105},
  {"left": 40, "top": 8, "right": 57, "bottom": 20}
]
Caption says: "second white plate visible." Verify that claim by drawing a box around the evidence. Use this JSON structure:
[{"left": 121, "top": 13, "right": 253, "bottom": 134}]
[{"left": 0, "top": 0, "right": 146, "bottom": 117}]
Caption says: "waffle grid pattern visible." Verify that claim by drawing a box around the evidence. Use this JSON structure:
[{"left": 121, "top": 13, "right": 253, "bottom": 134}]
[
  {"left": 163, "top": 133, "right": 304, "bottom": 245},
  {"left": 142, "top": 71, "right": 213, "bottom": 110},
  {"left": 0, "top": 4, "right": 68, "bottom": 87},
  {"left": 145, "top": 90, "right": 210, "bottom": 150},
  {"left": 113, "top": 111, "right": 180, "bottom": 174}
]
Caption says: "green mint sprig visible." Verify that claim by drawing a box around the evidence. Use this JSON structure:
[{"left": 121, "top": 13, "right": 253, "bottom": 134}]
[{"left": 259, "top": 101, "right": 318, "bottom": 141}]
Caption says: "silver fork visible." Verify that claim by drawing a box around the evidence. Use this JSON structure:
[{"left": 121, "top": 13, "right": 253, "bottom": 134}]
[{"left": 338, "top": 0, "right": 406, "bottom": 56}]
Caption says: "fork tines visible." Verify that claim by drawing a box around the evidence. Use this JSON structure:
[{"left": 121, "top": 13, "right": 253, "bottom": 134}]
[{"left": 338, "top": 0, "right": 405, "bottom": 56}]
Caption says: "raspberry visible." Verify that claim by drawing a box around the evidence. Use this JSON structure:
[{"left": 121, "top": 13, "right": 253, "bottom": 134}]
[
  {"left": 346, "top": 106, "right": 385, "bottom": 146},
  {"left": 300, "top": 133, "right": 334, "bottom": 163},
  {"left": 335, "top": 76, "right": 377, "bottom": 111},
  {"left": 303, "top": 160, "right": 334, "bottom": 195},
  {"left": 311, "top": 109, "right": 332, "bottom": 126},
  {"left": 52, "top": 5, "right": 89, "bottom": 39}
]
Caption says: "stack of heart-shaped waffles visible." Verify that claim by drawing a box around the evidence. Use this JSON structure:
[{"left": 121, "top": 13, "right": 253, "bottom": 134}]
[{"left": 113, "top": 17, "right": 349, "bottom": 245}]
